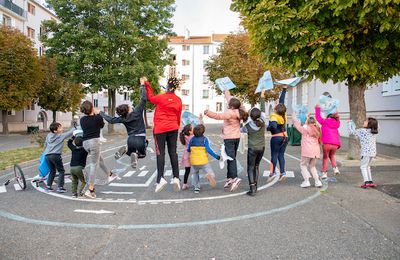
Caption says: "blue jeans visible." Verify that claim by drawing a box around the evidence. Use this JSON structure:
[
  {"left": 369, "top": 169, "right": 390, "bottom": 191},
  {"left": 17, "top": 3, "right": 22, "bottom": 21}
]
[
  {"left": 270, "top": 136, "right": 288, "bottom": 175},
  {"left": 224, "top": 138, "right": 240, "bottom": 179}
]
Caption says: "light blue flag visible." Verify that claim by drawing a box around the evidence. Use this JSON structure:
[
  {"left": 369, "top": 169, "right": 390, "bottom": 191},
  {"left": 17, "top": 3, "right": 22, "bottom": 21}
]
[
  {"left": 215, "top": 77, "right": 236, "bottom": 91},
  {"left": 255, "top": 71, "right": 274, "bottom": 93},
  {"left": 181, "top": 111, "right": 201, "bottom": 126},
  {"left": 292, "top": 104, "right": 308, "bottom": 125},
  {"left": 319, "top": 95, "right": 340, "bottom": 116},
  {"left": 275, "top": 77, "right": 302, "bottom": 87}
]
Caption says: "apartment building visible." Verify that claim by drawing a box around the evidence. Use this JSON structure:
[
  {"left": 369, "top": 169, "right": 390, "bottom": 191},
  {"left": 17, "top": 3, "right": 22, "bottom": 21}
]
[
  {"left": 162, "top": 33, "right": 229, "bottom": 123},
  {"left": 0, "top": 0, "right": 72, "bottom": 132}
]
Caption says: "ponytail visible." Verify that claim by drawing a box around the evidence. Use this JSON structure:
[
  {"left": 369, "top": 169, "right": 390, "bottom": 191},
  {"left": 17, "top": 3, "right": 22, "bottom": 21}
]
[
  {"left": 179, "top": 124, "right": 192, "bottom": 145},
  {"left": 250, "top": 107, "right": 265, "bottom": 127}
]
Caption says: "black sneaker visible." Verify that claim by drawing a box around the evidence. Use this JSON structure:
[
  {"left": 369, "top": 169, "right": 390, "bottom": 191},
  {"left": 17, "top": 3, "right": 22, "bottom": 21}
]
[
  {"left": 72, "top": 193, "right": 78, "bottom": 198},
  {"left": 56, "top": 187, "right": 67, "bottom": 193}
]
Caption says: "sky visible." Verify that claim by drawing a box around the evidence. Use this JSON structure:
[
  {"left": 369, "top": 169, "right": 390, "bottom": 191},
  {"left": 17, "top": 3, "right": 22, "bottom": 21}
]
[{"left": 171, "top": 0, "right": 242, "bottom": 36}]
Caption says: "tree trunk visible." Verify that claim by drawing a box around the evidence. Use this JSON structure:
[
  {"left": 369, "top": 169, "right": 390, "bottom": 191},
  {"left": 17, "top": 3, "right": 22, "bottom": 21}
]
[
  {"left": 2, "top": 110, "right": 9, "bottom": 135},
  {"left": 107, "top": 89, "right": 116, "bottom": 133},
  {"left": 52, "top": 110, "right": 57, "bottom": 123},
  {"left": 347, "top": 84, "right": 367, "bottom": 159}
]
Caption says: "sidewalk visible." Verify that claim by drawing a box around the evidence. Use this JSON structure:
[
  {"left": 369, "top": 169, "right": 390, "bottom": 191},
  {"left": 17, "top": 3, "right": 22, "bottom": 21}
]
[{"left": 0, "top": 133, "right": 36, "bottom": 152}]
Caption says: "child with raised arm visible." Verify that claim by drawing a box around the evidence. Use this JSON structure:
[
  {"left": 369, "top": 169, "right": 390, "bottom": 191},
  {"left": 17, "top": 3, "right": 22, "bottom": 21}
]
[
  {"left": 241, "top": 90, "right": 267, "bottom": 196},
  {"left": 67, "top": 136, "right": 88, "bottom": 198},
  {"left": 267, "top": 86, "right": 288, "bottom": 182},
  {"left": 100, "top": 80, "right": 147, "bottom": 168},
  {"left": 292, "top": 113, "right": 323, "bottom": 188},
  {"left": 348, "top": 118, "right": 379, "bottom": 188},
  {"left": 187, "top": 124, "right": 220, "bottom": 193},
  {"left": 44, "top": 122, "right": 76, "bottom": 193},
  {"left": 205, "top": 89, "right": 248, "bottom": 192},
  {"left": 315, "top": 103, "right": 341, "bottom": 179}
]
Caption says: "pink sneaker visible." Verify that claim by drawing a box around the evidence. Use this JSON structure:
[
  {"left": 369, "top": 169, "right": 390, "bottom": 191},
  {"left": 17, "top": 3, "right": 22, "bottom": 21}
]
[
  {"left": 223, "top": 178, "right": 233, "bottom": 189},
  {"left": 181, "top": 183, "right": 190, "bottom": 190}
]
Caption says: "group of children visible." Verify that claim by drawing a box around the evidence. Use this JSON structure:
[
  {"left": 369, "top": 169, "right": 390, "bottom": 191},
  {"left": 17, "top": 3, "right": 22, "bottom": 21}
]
[{"left": 39, "top": 77, "right": 379, "bottom": 199}]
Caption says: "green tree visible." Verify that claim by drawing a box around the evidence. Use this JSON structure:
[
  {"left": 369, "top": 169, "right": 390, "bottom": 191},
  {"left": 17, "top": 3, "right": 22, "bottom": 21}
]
[
  {"left": 205, "top": 32, "right": 289, "bottom": 106},
  {"left": 232, "top": 0, "right": 400, "bottom": 156},
  {"left": 0, "top": 26, "right": 43, "bottom": 135},
  {"left": 41, "top": 0, "right": 175, "bottom": 132},
  {"left": 38, "top": 56, "right": 84, "bottom": 123}
]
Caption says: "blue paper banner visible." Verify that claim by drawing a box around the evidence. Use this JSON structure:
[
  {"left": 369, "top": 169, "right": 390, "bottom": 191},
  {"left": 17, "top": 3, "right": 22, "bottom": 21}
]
[
  {"left": 255, "top": 71, "right": 274, "bottom": 93},
  {"left": 181, "top": 111, "right": 201, "bottom": 126},
  {"left": 215, "top": 77, "right": 236, "bottom": 91},
  {"left": 319, "top": 95, "right": 340, "bottom": 116},
  {"left": 275, "top": 77, "right": 302, "bottom": 87}
]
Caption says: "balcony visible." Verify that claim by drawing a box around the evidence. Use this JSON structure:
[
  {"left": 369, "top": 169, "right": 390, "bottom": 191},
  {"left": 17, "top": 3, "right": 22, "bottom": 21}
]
[{"left": 0, "top": 0, "right": 27, "bottom": 18}]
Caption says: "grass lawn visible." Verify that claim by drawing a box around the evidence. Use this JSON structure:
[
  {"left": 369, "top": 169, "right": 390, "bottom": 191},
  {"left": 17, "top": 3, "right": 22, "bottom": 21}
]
[{"left": 0, "top": 145, "right": 69, "bottom": 171}]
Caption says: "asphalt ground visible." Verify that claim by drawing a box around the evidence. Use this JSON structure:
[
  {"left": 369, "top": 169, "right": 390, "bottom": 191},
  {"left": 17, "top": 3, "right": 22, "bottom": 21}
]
[{"left": 0, "top": 125, "right": 399, "bottom": 259}]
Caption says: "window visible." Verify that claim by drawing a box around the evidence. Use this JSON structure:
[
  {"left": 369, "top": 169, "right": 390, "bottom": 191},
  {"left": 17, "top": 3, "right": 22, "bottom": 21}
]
[
  {"left": 183, "top": 104, "right": 189, "bottom": 111},
  {"left": 2, "top": 15, "right": 12, "bottom": 27},
  {"left": 202, "top": 75, "right": 208, "bottom": 84},
  {"left": 182, "top": 45, "right": 190, "bottom": 51},
  {"left": 7, "top": 110, "right": 16, "bottom": 116},
  {"left": 93, "top": 99, "right": 98, "bottom": 107},
  {"left": 124, "top": 92, "right": 130, "bottom": 101},
  {"left": 202, "top": 89, "right": 209, "bottom": 99},
  {"left": 203, "top": 45, "right": 209, "bottom": 54},
  {"left": 182, "top": 60, "right": 190, "bottom": 66},
  {"left": 182, "top": 74, "right": 190, "bottom": 81},
  {"left": 27, "top": 27, "right": 35, "bottom": 39},
  {"left": 181, "top": 89, "right": 189, "bottom": 96},
  {"left": 203, "top": 60, "right": 208, "bottom": 68},
  {"left": 28, "top": 3, "right": 36, "bottom": 15},
  {"left": 39, "top": 26, "right": 45, "bottom": 37},
  {"left": 26, "top": 101, "right": 35, "bottom": 110},
  {"left": 39, "top": 47, "right": 43, "bottom": 56},
  {"left": 216, "top": 102, "right": 222, "bottom": 112},
  {"left": 382, "top": 75, "right": 400, "bottom": 97}
]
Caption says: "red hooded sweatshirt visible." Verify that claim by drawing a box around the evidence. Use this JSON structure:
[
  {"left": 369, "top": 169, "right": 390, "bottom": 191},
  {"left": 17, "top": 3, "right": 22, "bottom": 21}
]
[{"left": 145, "top": 81, "right": 182, "bottom": 134}]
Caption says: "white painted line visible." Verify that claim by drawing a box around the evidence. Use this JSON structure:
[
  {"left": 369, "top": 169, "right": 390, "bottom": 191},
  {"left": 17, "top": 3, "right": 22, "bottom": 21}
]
[
  {"left": 13, "top": 184, "right": 22, "bottom": 191},
  {"left": 286, "top": 171, "right": 295, "bottom": 178},
  {"left": 123, "top": 171, "right": 136, "bottom": 178},
  {"left": 0, "top": 185, "right": 6, "bottom": 193},
  {"left": 263, "top": 170, "right": 270, "bottom": 177},
  {"left": 138, "top": 171, "right": 149, "bottom": 177},
  {"left": 101, "top": 191, "right": 134, "bottom": 195},
  {"left": 179, "top": 169, "right": 185, "bottom": 175},
  {"left": 285, "top": 153, "right": 301, "bottom": 162},
  {"left": 139, "top": 166, "right": 146, "bottom": 170},
  {"left": 74, "top": 209, "right": 114, "bottom": 214},
  {"left": 109, "top": 170, "right": 157, "bottom": 188},
  {"left": 164, "top": 170, "right": 172, "bottom": 176}
]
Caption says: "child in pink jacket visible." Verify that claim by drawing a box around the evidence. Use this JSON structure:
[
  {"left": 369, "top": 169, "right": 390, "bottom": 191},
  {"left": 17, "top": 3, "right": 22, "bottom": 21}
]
[
  {"left": 293, "top": 113, "right": 323, "bottom": 188},
  {"left": 205, "top": 90, "right": 248, "bottom": 192},
  {"left": 315, "top": 104, "right": 341, "bottom": 179}
]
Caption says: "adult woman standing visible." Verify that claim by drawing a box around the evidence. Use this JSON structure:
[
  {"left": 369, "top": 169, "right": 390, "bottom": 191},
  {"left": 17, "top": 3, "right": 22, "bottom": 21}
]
[
  {"left": 143, "top": 77, "right": 183, "bottom": 192},
  {"left": 80, "top": 101, "right": 117, "bottom": 199},
  {"left": 267, "top": 85, "right": 289, "bottom": 182}
]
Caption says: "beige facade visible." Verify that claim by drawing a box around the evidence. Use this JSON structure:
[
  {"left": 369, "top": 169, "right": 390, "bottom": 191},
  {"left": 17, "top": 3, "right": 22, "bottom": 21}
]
[{"left": 0, "top": 0, "right": 73, "bottom": 132}]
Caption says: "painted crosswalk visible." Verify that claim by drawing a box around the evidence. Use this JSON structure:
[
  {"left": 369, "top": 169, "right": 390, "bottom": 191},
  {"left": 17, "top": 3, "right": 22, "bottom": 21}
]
[
  {"left": 123, "top": 171, "right": 136, "bottom": 178},
  {"left": 0, "top": 184, "right": 25, "bottom": 193},
  {"left": 263, "top": 170, "right": 295, "bottom": 177},
  {"left": 138, "top": 170, "right": 148, "bottom": 177}
]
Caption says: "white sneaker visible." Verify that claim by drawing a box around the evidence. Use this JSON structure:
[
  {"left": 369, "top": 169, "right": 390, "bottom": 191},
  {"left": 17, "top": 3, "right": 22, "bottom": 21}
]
[
  {"left": 333, "top": 167, "right": 340, "bottom": 175},
  {"left": 32, "top": 174, "right": 46, "bottom": 182},
  {"left": 155, "top": 178, "right": 168, "bottom": 193},
  {"left": 173, "top": 177, "right": 181, "bottom": 192},
  {"left": 84, "top": 189, "right": 96, "bottom": 199},
  {"left": 130, "top": 152, "right": 138, "bottom": 168},
  {"left": 300, "top": 180, "right": 311, "bottom": 188},
  {"left": 321, "top": 172, "right": 328, "bottom": 179},
  {"left": 315, "top": 179, "right": 322, "bottom": 188},
  {"left": 267, "top": 174, "right": 276, "bottom": 183},
  {"left": 108, "top": 172, "right": 118, "bottom": 183},
  {"left": 230, "top": 178, "right": 241, "bottom": 192}
]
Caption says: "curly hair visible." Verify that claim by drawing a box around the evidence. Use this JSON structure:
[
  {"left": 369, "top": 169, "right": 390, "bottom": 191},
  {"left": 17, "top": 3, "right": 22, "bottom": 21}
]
[
  {"left": 116, "top": 104, "right": 129, "bottom": 118},
  {"left": 167, "top": 77, "right": 180, "bottom": 92}
]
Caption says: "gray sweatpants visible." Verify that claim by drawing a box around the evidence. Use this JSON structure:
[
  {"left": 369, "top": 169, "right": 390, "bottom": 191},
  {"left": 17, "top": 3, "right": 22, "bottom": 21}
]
[
  {"left": 360, "top": 156, "right": 373, "bottom": 182},
  {"left": 83, "top": 138, "right": 110, "bottom": 186},
  {"left": 191, "top": 164, "right": 214, "bottom": 189}
]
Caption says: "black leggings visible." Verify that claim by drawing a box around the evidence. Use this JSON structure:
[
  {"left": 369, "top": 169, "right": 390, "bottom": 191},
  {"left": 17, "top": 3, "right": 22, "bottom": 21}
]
[
  {"left": 247, "top": 147, "right": 265, "bottom": 186},
  {"left": 154, "top": 130, "right": 179, "bottom": 183},
  {"left": 183, "top": 167, "right": 191, "bottom": 184}
]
